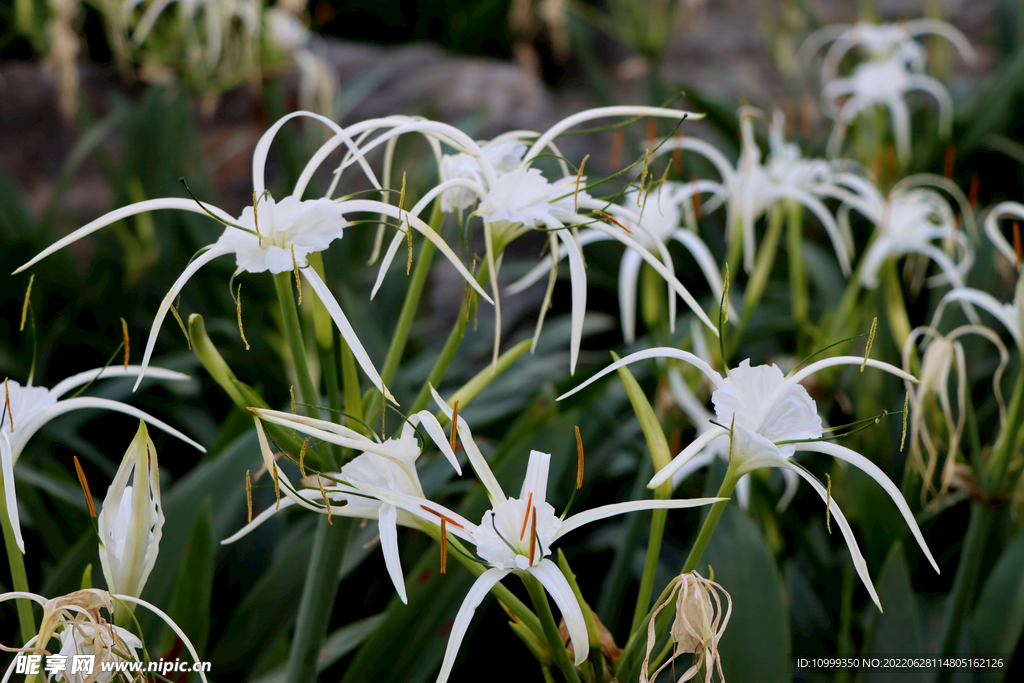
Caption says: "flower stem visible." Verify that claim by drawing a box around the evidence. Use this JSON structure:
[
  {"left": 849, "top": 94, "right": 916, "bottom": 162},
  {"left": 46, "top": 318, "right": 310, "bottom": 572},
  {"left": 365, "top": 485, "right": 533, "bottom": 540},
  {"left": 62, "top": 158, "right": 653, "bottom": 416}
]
[
  {"left": 881, "top": 258, "right": 912, "bottom": 350},
  {"left": 285, "top": 516, "right": 352, "bottom": 683},
  {"left": 983, "top": 365, "right": 1024, "bottom": 491},
  {"left": 0, "top": 478, "right": 35, "bottom": 645},
  {"left": 681, "top": 463, "right": 740, "bottom": 574},
  {"left": 307, "top": 253, "right": 341, "bottom": 467},
  {"left": 274, "top": 272, "right": 320, "bottom": 419},
  {"left": 935, "top": 502, "right": 997, "bottom": 679},
  {"left": 409, "top": 260, "right": 492, "bottom": 413},
  {"left": 522, "top": 572, "right": 584, "bottom": 683},
  {"left": 729, "top": 204, "right": 785, "bottom": 359}
]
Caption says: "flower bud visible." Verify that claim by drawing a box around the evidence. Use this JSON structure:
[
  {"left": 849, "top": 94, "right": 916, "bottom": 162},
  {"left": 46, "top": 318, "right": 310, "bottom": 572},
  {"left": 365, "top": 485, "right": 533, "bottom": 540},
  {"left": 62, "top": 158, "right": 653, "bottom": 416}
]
[{"left": 97, "top": 420, "right": 163, "bottom": 600}]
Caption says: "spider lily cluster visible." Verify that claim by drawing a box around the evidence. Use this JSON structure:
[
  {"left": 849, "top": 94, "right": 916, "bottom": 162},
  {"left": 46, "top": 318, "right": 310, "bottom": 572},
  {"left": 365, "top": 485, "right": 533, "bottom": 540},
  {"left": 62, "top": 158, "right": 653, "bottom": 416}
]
[{"left": 6, "top": 10, "right": 1024, "bottom": 683}]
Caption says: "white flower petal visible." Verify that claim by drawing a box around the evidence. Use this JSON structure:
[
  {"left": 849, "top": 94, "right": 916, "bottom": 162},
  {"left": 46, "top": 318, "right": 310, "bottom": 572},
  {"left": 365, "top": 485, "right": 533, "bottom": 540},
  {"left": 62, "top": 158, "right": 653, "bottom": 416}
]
[
  {"left": 796, "top": 441, "right": 939, "bottom": 573},
  {"left": 410, "top": 410, "right": 462, "bottom": 475},
  {"left": 556, "top": 496, "right": 724, "bottom": 541},
  {"left": 0, "top": 433, "right": 24, "bottom": 554},
  {"left": 618, "top": 248, "right": 644, "bottom": 344},
  {"left": 532, "top": 558, "right": 589, "bottom": 665},
  {"left": 648, "top": 427, "right": 730, "bottom": 489},
  {"left": 789, "top": 356, "right": 917, "bottom": 385},
  {"left": 136, "top": 244, "right": 232, "bottom": 391},
  {"left": 49, "top": 366, "right": 193, "bottom": 400},
  {"left": 435, "top": 568, "right": 510, "bottom": 683},
  {"left": 557, "top": 348, "right": 723, "bottom": 402},
  {"left": 378, "top": 503, "right": 408, "bottom": 604},
  {"left": 303, "top": 267, "right": 395, "bottom": 404},
  {"left": 557, "top": 229, "right": 587, "bottom": 375},
  {"left": 519, "top": 450, "right": 551, "bottom": 507},
  {"left": 430, "top": 386, "right": 505, "bottom": 503}
]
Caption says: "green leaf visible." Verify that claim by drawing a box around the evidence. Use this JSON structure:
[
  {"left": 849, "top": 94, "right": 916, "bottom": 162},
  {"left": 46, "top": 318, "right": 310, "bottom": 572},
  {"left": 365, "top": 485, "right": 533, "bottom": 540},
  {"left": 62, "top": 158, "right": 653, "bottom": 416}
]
[
  {"left": 701, "top": 463, "right": 790, "bottom": 683},
  {"left": 972, "top": 529, "right": 1024, "bottom": 682},
  {"left": 859, "top": 541, "right": 926, "bottom": 683},
  {"left": 249, "top": 613, "right": 387, "bottom": 683},
  {"left": 160, "top": 499, "right": 215, "bottom": 658}
]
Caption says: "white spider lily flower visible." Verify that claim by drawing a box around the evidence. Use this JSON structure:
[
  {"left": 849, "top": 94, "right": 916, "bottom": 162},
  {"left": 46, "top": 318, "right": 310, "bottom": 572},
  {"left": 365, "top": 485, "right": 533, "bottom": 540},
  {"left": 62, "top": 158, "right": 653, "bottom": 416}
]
[
  {"left": 440, "top": 139, "right": 528, "bottom": 213},
  {"left": 507, "top": 180, "right": 729, "bottom": 344},
  {"left": 558, "top": 347, "right": 935, "bottom": 609},
  {"left": 14, "top": 111, "right": 492, "bottom": 402},
  {"left": 287, "top": 386, "right": 719, "bottom": 683},
  {"left": 667, "top": 366, "right": 800, "bottom": 512},
  {"left": 97, "top": 421, "right": 163, "bottom": 600},
  {"left": 668, "top": 108, "right": 866, "bottom": 275},
  {"left": 800, "top": 19, "right": 976, "bottom": 84},
  {"left": 823, "top": 56, "right": 953, "bottom": 164},
  {"left": 228, "top": 405, "right": 461, "bottom": 605},
  {"left": 850, "top": 173, "right": 976, "bottom": 290},
  {"left": 1, "top": 366, "right": 203, "bottom": 554},
  {"left": 0, "top": 588, "right": 207, "bottom": 683},
  {"left": 902, "top": 326, "right": 1007, "bottom": 504}
]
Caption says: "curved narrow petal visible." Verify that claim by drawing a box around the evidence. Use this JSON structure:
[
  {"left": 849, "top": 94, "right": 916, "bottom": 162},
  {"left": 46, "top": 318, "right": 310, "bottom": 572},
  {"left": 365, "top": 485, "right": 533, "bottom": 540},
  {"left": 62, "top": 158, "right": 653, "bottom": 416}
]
[
  {"left": 735, "top": 472, "right": 751, "bottom": 511},
  {"left": 776, "top": 466, "right": 800, "bottom": 513},
  {"left": 889, "top": 98, "right": 912, "bottom": 165},
  {"left": 350, "top": 480, "right": 478, "bottom": 542},
  {"left": 779, "top": 460, "right": 881, "bottom": 610},
  {"left": 796, "top": 441, "right": 939, "bottom": 573},
  {"left": 524, "top": 106, "right": 704, "bottom": 165},
  {"left": 557, "top": 229, "right": 587, "bottom": 375},
  {"left": 253, "top": 111, "right": 379, "bottom": 195},
  {"left": 669, "top": 451, "right": 716, "bottom": 490},
  {"left": 655, "top": 137, "right": 736, "bottom": 185},
  {"left": 530, "top": 234, "right": 561, "bottom": 352},
  {"left": 430, "top": 387, "right": 505, "bottom": 503},
  {"left": 555, "top": 496, "right": 724, "bottom": 541},
  {"left": 436, "top": 568, "right": 511, "bottom": 683},
  {"left": 1, "top": 434, "right": 24, "bottom": 554},
  {"left": 618, "top": 249, "right": 644, "bottom": 344},
  {"left": 519, "top": 450, "right": 551, "bottom": 506},
  {"left": 253, "top": 409, "right": 383, "bottom": 453},
  {"left": 934, "top": 288, "right": 1022, "bottom": 350},
  {"left": 49, "top": 366, "right": 193, "bottom": 399},
  {"left": 220, "top": 496, "right": 301, "bottom": 544},
  {"left": 410, "top": 410, "right": 462, "bottom": 475},
  {"left": 983, "top": 201, "right": 1024, "bottom": 268},
  {"left": 557, "top": 348, "right": 723, "bottom": 402},
  {"left": 506, "top": 230, "right": 610, "bottom": 295},
  {"left": 114, "top": 595, "right": 209, "bottom": 683},
  {"left": 587, "top": 222, "right": 717, "bottom": 333},
  {"left": 370, "top": 230, "right": 407, "bottom": 300},
  {"left": 135, "top": 244, "right": 232, "bottom": 391},
  {"left": 304, "top": 268, "right": 395, "bottom": 405},
  {"left": 905, "top": 19, "right": 977, "bottom": 62},
  {"left": 908, "top": 74, "right": 954, "bottom": 138},
  {"left": 790, "top": 356, "right": 917, "bottom": 385},
  {"left": 340, "top": 200, "right": 492, "bottom": 304},
  {"left": 666, "top": 367, "right": 713, "bottom": 426},
  {"left": 2, "top": 635, "right": 39, "bottom": 683},
  {"left": 378, "top": 503, "right": 408, "bottom": 604},
  {"left": 250, "top": 418, "right": 331, "bottom": 514},
  {"left": 532, "top": 558, "right": 589, "bottom": 665},
  {"left": 13, "top": 398, "right": 204, "bottom": 458},
  {"left": 648, "top": 427, "right": 730, "bottom": 489},
  {"left": 670, "top": 229, "right": 727, "bottom": 300},
  {"left": 14, "top": 198, "right": 233, "bottom": 274},
  {"left": 774, "top": 189, "right": 852, "bottom": 276}
]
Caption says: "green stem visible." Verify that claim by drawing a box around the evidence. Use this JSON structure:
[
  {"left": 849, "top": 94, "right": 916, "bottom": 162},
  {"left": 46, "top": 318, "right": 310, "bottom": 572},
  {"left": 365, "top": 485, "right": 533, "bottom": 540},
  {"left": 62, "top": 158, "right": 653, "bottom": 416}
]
[
  {"left": 630, "top": 507, "right": 668, "bottom": 635},
  {"left": 836, "top": 560, "right": 855, "bottom": 683},
  {"left": 522, "top": 572, "right": 584, "bottom": 683},
  {"left": 983, "top": 367, "right": 1024, "bottom": 491},
  {"left": 308, "top": 253, "right": 341, "bottom": 468},
  {"left": 285, "top": 516, "right": 352, "bottom": 683},
  {"left": 274, "top": 272, "right": 320, "bottom": 419},
  {"left": 557, "top": 550, "right": 604, "bottom": 683},
  {"left": 729, "top": 204, "right": 785, "bottom": 359},
  {"left": 787, "top": 200, "right": 809, "bottom": 334},
  {"left": 410, "top": 260, "right": 492, "bottom": 413},
  {"left": 881, "top": 259, "right": 912, "bottom": 351},
  {"left": 935, "top": 502, "right": 998, "bottom": 680},
  {"left": 682, "top": 464, "right": 740, "bottom": 574},
  {"left": 340, "top": 339, "right": 364, "bottom": 436},
  {"left": 0, "top": 476, "right": 35, "bottom": 645},
  {"left": 596, "top": 457, "right": 652, "bottom": 627},
  {"left": 382, "top": 206, "right": 441, "bottom": 386}
]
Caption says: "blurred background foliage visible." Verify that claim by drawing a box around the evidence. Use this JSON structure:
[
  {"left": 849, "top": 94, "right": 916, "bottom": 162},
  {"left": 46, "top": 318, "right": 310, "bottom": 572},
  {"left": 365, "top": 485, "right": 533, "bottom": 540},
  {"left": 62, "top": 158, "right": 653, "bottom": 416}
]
[{"left": 2, "top": 1, "right": 1024, "bottom": 682}]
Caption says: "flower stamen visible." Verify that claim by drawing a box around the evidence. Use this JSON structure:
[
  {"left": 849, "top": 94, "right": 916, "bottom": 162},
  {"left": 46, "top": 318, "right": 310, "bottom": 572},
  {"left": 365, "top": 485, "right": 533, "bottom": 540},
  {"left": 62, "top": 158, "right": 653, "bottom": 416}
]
[
  {"left": 419, "top": 504, "right": 466, "bottom": 529},
  {"left": 120, "top": 317, "right": 130, "bottom": 370},
  {"left": 4, "top": 378, "right": 12, "bottom": 431},
  {"left": 969, "top": 175, "right": 980, "bottom": 209},
  {"left": 673, "top": 131, "right": 683, "bottom": 174},
  {"left": 73, "top": 456, "right": 96, "bottom": 518},
  {"left": 1014, "top": 222, "right": 1022, "bottom": 270},
  {"left": 575, "top": 426, "right": 584, "bottom": 490},
  {"left": 528, "top": 506, "right": 538, "bottom": 566},
  {"left": 593, "top": 209, "right": 632, "bottom": 234},
  {"left": 901, "top": 392, "right": 909, "bottom": 453},
  {"left": 20, "top": 273, "right": 34, "bottom": 332},
  {"left": 520, "top": 491, "right": 534, "bottom": 541},
  {"left": 944, "top": 144, "right": 956, "bottom": 180},
  {"left": 440, "top": 518, "right": 448, "bottom": 574},
  {"left": 299, "top": 438, "right": 309, "bottom": 479},
  {"left": 317, "top": 476, "right": 333, "bottom": 525},
  {"left": 825, "top": 473, "right": 832, "bottom": 534},
  {"left": 450, "top": 400, "right": 459, "bottom": 450},
  {"left": 291, "top": 246, "right": 303, "bottom": 305},
  {"left": 236, "top": 283, "right": 250, "bottom": 351},
  {"left": 252, "top": 191, "right": 262, "bottom": 246},
  {"left": 574, "top": 154, "right": 589, "bottom": 214},
  {"left": 647, "top": 118, "right": 657, "bottom": 152},
  {"left": 861, "top": 317, "right": 877, "bottom": 372},
  {"left": 691, "top": 174, "right": 702, "bottom": 220}
]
